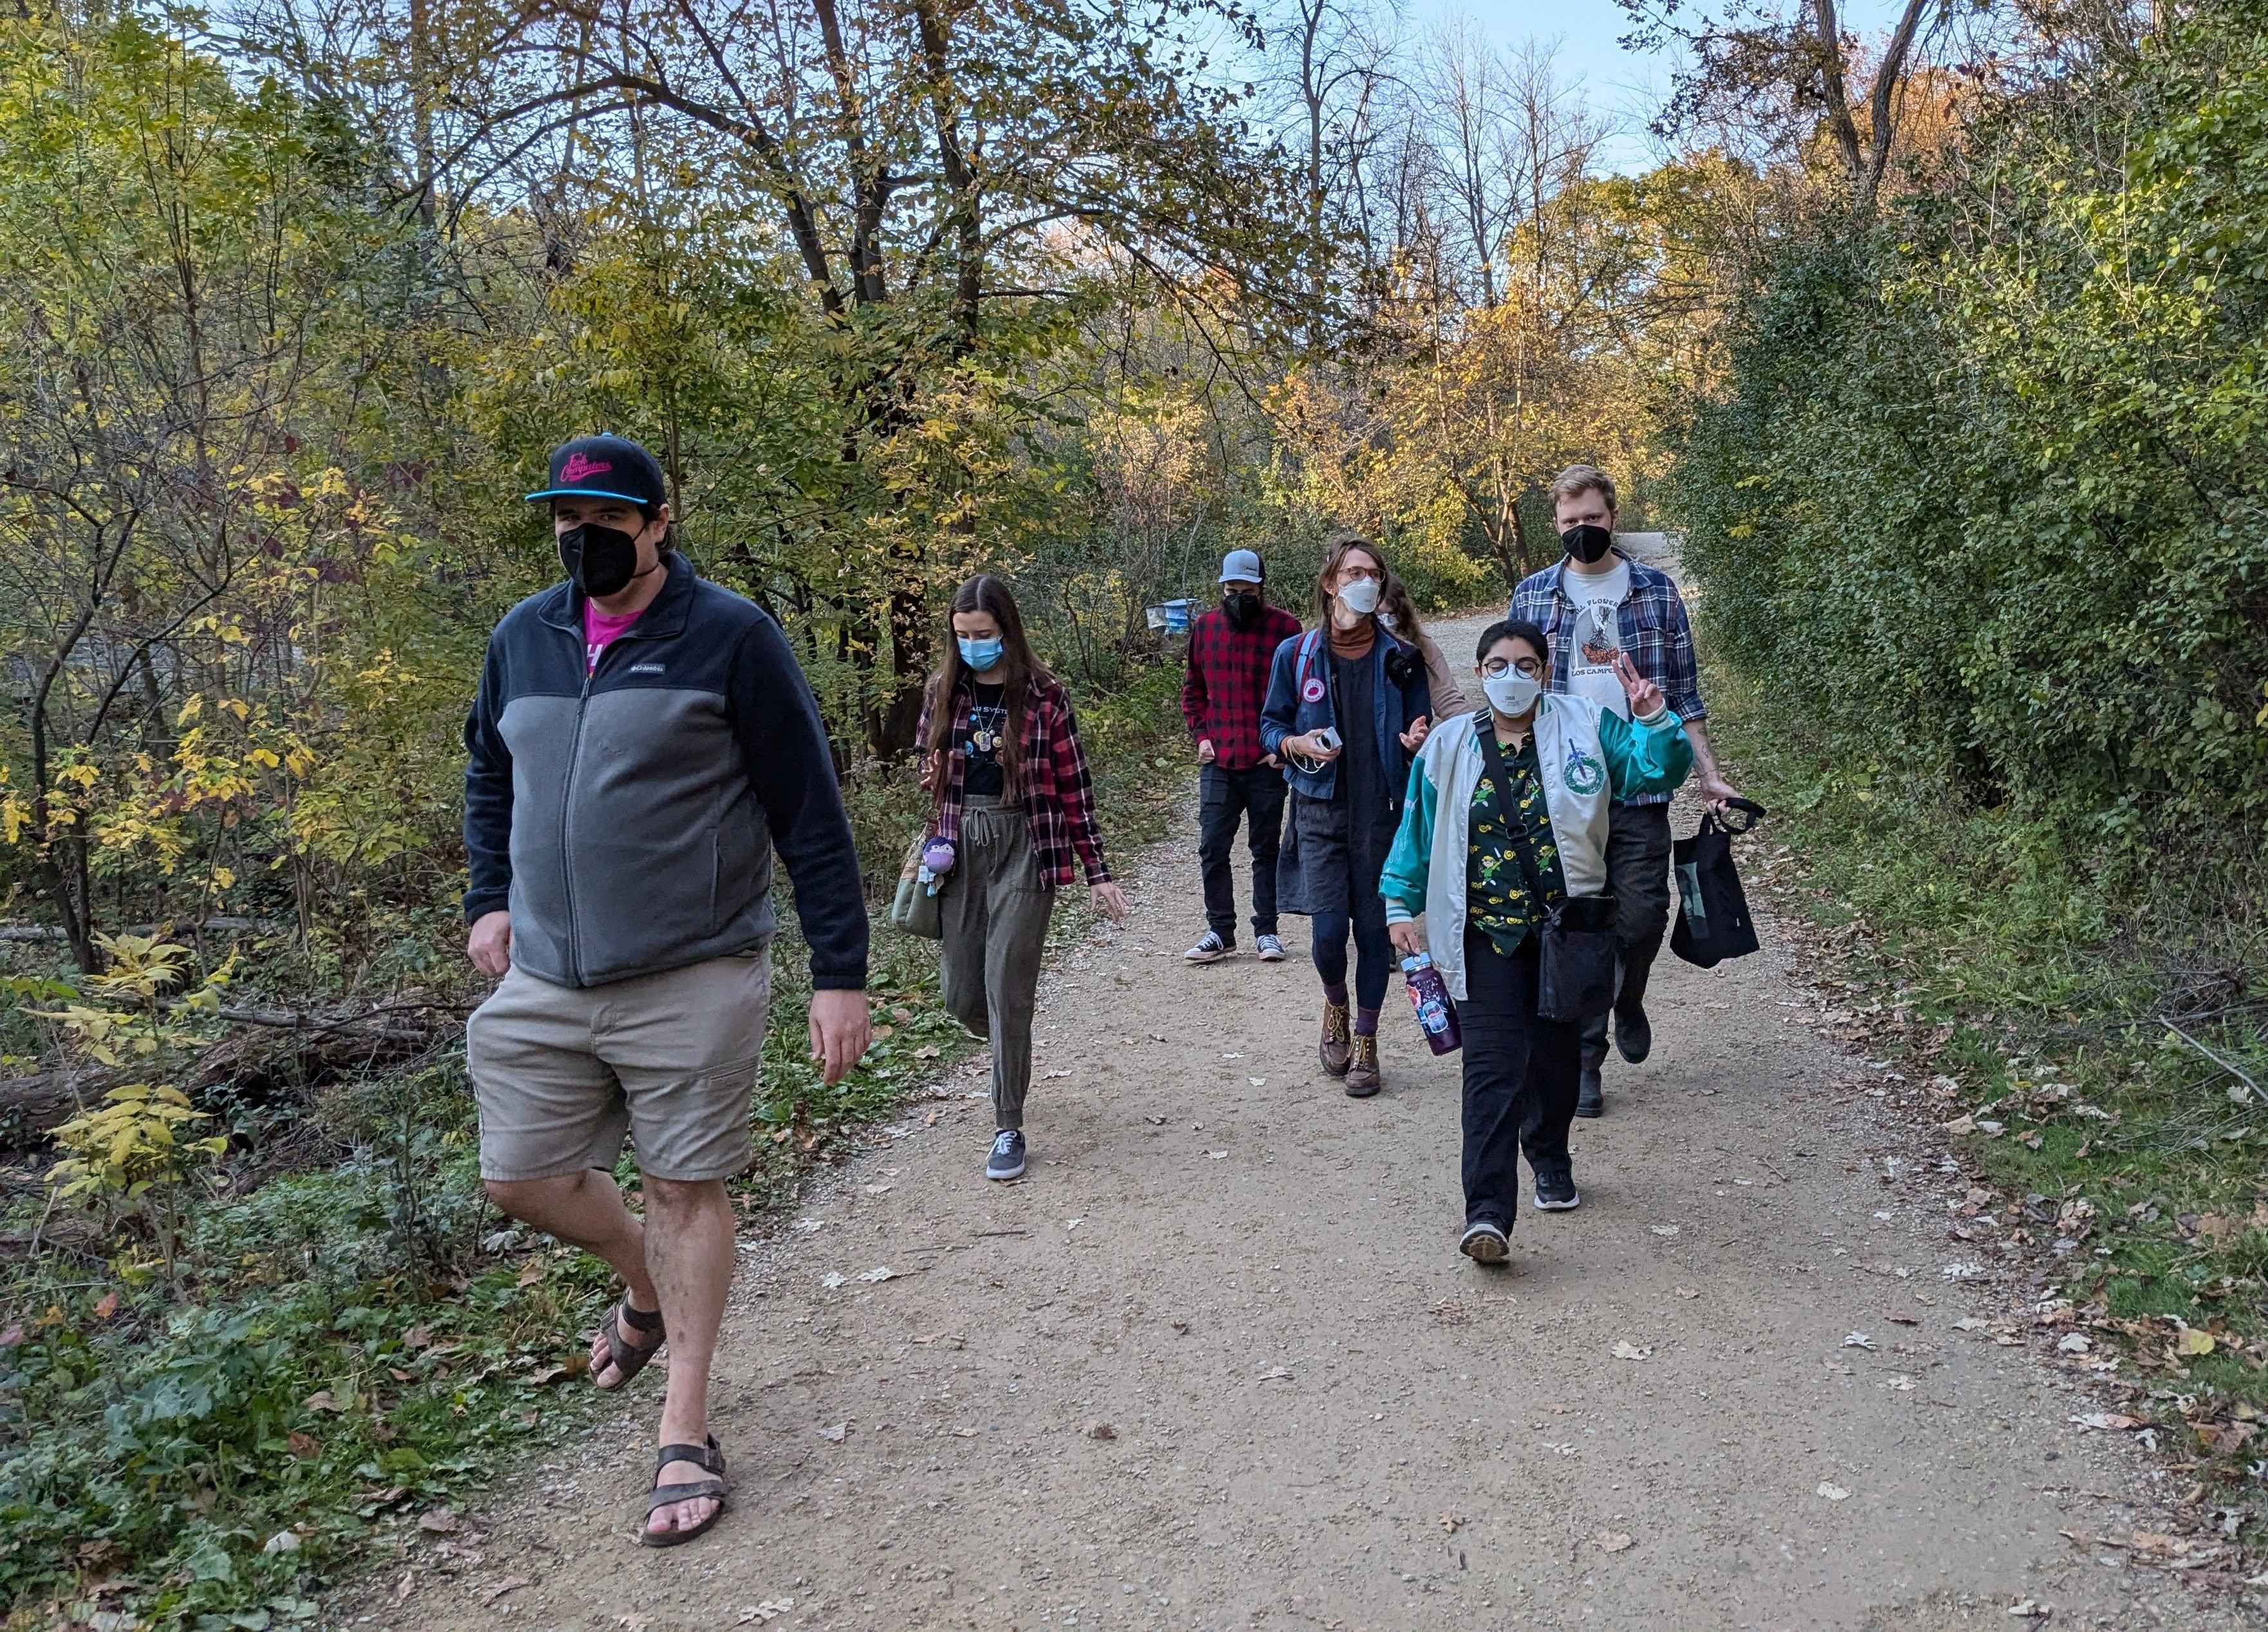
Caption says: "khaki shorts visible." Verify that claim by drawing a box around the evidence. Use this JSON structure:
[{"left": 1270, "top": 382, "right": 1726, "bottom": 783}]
[{"left": 466, "top": 950, "right": 770, "bottom": 1183}]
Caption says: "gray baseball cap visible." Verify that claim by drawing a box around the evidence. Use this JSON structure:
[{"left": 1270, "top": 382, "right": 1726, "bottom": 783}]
[{"left": 1218, "top": 549, "right": 1265, "bottom": 584}]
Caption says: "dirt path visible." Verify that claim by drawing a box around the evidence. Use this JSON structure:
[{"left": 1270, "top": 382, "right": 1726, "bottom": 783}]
[{"left": 364, "top": 602, "right": 2251, "bottom": 1632}]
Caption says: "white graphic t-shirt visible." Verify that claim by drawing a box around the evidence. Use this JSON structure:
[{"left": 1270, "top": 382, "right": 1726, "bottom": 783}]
[{"left": 1562, "top": 559, "right": 1632, "bottom": 720}]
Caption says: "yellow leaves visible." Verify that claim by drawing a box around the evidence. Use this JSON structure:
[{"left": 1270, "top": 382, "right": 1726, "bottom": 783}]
[{"left": 46, "top": 1080, "right": 221, "bottom": 1206}]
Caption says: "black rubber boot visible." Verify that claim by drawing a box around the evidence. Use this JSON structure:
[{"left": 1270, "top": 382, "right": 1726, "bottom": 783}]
[{"left": 1576, "top": 1061, "right": 1605, "bottom": 1119}]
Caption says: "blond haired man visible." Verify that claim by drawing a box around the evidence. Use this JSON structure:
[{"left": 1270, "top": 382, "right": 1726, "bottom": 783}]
[{"left": 1509, "top": 465, "right": 1740, "bottom": 1121}]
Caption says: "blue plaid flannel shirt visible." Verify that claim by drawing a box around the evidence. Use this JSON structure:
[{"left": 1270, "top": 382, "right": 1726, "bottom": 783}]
[{"left": 1509, "top": 551, "right": 1705, "bottom": 807}]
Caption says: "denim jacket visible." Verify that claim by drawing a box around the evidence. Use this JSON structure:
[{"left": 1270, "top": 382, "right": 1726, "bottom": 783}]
[{"left": 1258, "top": 626, "right": 1433, "bottom": 811}]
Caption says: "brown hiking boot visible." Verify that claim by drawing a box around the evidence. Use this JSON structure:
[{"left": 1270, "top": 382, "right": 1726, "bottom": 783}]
[
  {"left": 1344, "top": 1032, "right": 1382, "bottom": 1097},
  {"left": 1318, "top": 1000, "right": 1353, "bottom": 1077}
]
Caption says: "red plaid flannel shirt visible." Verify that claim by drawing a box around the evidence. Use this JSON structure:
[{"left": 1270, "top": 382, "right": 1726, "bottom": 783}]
[
  {"left": 917, "top": 674, "right": 1111, "bottom": 887},
  {"left": 1180, "top": 603, "right": 1304, "bottom": 769}
]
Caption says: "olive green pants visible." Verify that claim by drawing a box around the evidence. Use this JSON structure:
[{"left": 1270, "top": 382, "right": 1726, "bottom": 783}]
[{"left": 939, "top": 796, "right": 1056, "bottom": 1131}]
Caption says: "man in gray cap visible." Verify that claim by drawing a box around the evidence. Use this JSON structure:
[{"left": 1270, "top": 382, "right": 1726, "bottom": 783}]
[{"left": 1180, "top": 549, "right": 1304, "bottom": 963}]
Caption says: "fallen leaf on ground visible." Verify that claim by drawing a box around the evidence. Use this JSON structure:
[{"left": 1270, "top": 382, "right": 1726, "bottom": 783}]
[
  {"left": 2070, "top": 1412, "right": 2142, "bottom": 1432},
  {"left": 1881, "top": 1374, "right": 1915, "bottom": 1391},
  {"left": 2007, "top": 1599, "right": 2049, "bottom": 1619},
  {"left": 1087, "top": 1423, "right": 1117, "bottom": 1440},
  {"left": 737, "top": 1603, "right": 796, "bottom": 1625},
  {"left": 856, "top": 1266, "right": 898, "bottom": 1283},
  {"left": 2173, "top": 1327, "right": 2215, "bottom": 1357},
  {"left": 2058, "top": 1334, "right": 2090, "bottom": 1354},
  {"left": 820, "top": 1272, "right": 847, "bottom": 1289},
  {"left": 818, "top": 1424, "right": 847, "bottom": 1443},
  {"left": 263, "top": 1530, "right": 300, "bottom": 1554},
  {"left": 1816, "top": 1482, "right": 1850, "bottom": 1501},
  {"left": 1208, "top": 1151, "right": 1228, "bottom": 1160},
  {"left": 515, "top": 1261, "right": 544, "bottom": 1288},
  {"left": 1650, "top": 1225, "right": 1681, "bottom": 1238},
  {"left": 1673, "top": 1287, "right": 1699, "bottom": 1299},
  {"left": 482, "top": 1576, "right": 532, "bottom": 1606},
  {"left": 401, "top": 1324, "right": 433, "bottom": 1350},
  {"left": 93, "top": 1291, "right": 119, "bottom": 1320},
  {"left": 1439, "top": 1514, "right": 1464, "bottom": 1534},
  {"left": 418, "top": 1507, "right": 460, "bottom": 1535},
  {"left": 288, "top": 1431, "right": 320, "bottom": 1459},
  {"left": 302, "top": 1389, "right": 342, "bottom": 1412},
  {"left": 1843, "top": 1332, "right": 1875, "bottom": 1350},
  {"left": 1612, "top": 1341, "right": 1651, "bottom": 1361},
  {"left": 1593, "top": 1530, "right": 1634, "bottom": 1553}
]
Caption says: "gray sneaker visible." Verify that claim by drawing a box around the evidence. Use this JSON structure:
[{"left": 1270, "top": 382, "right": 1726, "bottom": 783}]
[
  {"left": 1459, "top": 1219, "right": 1510, "bottom": 1263},
  {"left": 1255, "top": 933, "right": 1287, "bottom": 962},
  {"left": 1184, "top": 931, "right": 1230, "bottom": 964},
  {"left": 1534, "top": 1162, "right": 1581, "bottom": 1211},
  {"left": 986, "top": 1130, "right": 1026, "bottom": 1182}
]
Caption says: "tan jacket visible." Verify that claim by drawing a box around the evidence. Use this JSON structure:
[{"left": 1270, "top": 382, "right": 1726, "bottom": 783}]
[{"left": 1417, "top": 633, "right": 1470, "bottom": 717}]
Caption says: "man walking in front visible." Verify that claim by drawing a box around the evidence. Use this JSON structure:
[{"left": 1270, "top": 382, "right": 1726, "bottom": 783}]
[
  {"left": 1512, "top": 465, "right": 1740, "bottom": 1117},
  {"left": 1181, "top": 548, "right": 1304, "bottom": 964},
  {"left": 462, "top": 434, "right": 871, "bottom": 1546}
]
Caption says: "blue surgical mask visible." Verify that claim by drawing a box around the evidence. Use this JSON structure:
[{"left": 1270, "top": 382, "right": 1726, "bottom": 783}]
[{"left": 958, "top": 636, "right": 1004, "bottom": 673}]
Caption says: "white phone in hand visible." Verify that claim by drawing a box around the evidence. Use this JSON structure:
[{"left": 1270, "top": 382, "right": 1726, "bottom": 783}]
[{"left": 1311, "top": 725, "right": 1343, "bottom": 753}]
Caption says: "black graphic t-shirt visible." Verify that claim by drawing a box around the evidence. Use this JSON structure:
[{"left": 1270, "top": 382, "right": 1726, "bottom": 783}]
[{"left": 963, "top": 683, "right": 1008, "bottom": 797}]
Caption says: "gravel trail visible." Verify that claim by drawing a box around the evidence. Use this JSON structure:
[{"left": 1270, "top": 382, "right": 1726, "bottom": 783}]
[{"left": 363, "top": 598, "right": 2251, "bottom": 1631}]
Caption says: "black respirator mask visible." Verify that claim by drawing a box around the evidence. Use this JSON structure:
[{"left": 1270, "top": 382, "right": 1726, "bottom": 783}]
[
  {"left": 1560, "top": 528, "right": 1614, "bottom": 573},
  {"left": 1222, "top": 589, "right": 1262, "bottom": 630},
  {"left": 557, "top": 522, "right": 654, "bottom": 599},
  {"left": 1560, "top": 524, "right": 1614, "bottom": 566}
]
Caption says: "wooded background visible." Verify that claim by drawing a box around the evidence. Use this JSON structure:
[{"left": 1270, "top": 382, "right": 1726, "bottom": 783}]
[{"left": 5, "top": 0, "right": 2265, "bottom": 1622}]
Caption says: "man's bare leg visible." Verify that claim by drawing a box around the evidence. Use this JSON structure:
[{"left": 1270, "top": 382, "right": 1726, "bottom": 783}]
[
  {"left": 640, "top": 1175, "right": 736, "bottom": 1538},
  {"left": 484, "top": 1171, "right": 660, "bottom": 1386}
]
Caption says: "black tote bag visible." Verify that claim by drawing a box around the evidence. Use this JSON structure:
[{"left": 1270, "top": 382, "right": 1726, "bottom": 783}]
[
  {"left": 1477, "top": 724, "right": 1618, "bottom": 1023},
  {"left": 1670, "top": 798, "right": 1767, "bottom": 969}
]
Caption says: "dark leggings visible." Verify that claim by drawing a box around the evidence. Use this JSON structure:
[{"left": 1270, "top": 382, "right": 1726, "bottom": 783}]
[{"left": 1310, "top": 908, "right": 1394, "bottom": 1010}]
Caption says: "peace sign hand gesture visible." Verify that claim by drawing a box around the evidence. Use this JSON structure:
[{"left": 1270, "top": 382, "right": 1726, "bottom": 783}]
[{"left": 1612, "top": 650, "right": 1664, "bottom": 718}]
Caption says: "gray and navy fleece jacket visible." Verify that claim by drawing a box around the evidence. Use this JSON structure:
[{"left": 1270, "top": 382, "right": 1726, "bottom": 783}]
[{"left": 463, "top": 553, "right": 868, "bottom": 991}]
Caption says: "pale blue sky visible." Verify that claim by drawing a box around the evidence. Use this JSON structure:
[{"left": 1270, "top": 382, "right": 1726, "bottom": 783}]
[{"left": 1408, "top": 0, "right": 1910, "bottom": 172}]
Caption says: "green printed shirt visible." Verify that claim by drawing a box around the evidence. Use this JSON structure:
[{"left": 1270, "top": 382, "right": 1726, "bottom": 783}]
[{"left": 1467, "top": 733, "right": 1565, "bottom": 955}]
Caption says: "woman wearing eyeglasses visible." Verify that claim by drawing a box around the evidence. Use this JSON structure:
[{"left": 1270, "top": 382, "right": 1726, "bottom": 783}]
[
  {"left": 1259, "top": 535, "right": 1435, "bottom": 1096},
  {"left": 1378, "top": 618, "right": 1691, "bottom": 1263}
]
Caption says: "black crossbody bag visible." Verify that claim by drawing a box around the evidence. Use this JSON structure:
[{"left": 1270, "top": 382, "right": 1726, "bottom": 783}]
[{"left": 1476, "top": 723, "right": 1619, "bottom": 1023}]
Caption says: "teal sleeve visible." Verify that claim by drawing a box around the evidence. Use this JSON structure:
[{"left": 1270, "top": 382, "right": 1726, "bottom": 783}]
[
  {"left": 1379, "top": 754, "right": 1437, "bottom": 922},
  {"left": 1600, "top": 708, "right": 1693, "bottom": 800}
]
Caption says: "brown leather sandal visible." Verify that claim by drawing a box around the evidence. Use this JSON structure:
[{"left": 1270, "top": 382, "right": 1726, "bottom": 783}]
[
  {"left": 591, "top": 1297, "right": 665, "bottom": 1390},
  {"left": 640, "top": 1435, "right": 729, "bottom": 1548}
]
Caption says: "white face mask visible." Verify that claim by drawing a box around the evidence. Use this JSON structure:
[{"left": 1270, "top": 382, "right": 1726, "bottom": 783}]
[
  {"left": 1336, "top": 576, "right": 1381, "bottom": 617},
  {"left": 1482, "top": 669, "right": 1542, "bottom": 717}
]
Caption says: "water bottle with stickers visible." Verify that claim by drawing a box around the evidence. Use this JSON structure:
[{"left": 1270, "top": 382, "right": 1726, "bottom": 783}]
[{"left": 1401, "top": 952, "right": 1461, "bottom": 1055}]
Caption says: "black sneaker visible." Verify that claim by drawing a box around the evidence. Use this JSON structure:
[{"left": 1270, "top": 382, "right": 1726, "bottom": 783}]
[
  {"left": 1535, "top": 1164, "right": 1581, "bottom": 1211},
  {"left": 1614, "top": 1002, "right": 1652, "bottom": 1065},
  {"left": 986, "top": 1130, "right": 1026, "bottom": 1182},
  {"left": 1459, "top": 1219, "right": 1510, "bottom": 1263},
  {"left": 1576, "top": 1063, "right": 1605, "bottom": 1118}
]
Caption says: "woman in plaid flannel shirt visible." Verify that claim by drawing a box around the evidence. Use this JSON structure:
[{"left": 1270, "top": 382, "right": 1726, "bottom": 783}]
[{"left": 917, "top": 574, "right": 1129, "bottom": 1182}]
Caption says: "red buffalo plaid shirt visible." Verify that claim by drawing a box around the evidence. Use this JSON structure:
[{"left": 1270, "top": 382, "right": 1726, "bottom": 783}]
[
  {"left": 1181, "top": 603, "right": 1304, "bottom": 769},
  {"left": 917, "top": 673, "right": 1111, "bottom": 887}
]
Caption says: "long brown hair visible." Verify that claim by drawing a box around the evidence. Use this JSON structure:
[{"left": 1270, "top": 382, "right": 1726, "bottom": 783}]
[
  {"left": 1310, "top": 533, "right": 1393, "bottom": 629},
  {"left": 925, "top": 574, "right": 1053, "bottom": 800},
  {"left": 1377, "top": 573, "right": 1430, "bottom": 646}
]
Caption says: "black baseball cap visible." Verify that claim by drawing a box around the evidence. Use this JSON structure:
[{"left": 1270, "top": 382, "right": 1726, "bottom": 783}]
[{"left": 524, "top": 434, "right": 668, "bottom": 511}]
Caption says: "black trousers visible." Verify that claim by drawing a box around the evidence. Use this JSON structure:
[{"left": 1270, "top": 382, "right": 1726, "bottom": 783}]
[
  {"left": 1579, "top": 802, "right": 1675, "bottom": 1069},
  {"left": 1199, "top": 762, "right": 1287, "bottom": 941},
  {"left": 1461, "top": 928, "right": 1583, "bottom": 1231}
]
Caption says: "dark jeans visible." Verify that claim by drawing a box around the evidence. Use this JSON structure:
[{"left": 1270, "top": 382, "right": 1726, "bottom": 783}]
[
  {"left": 1579, "top": 802, "right": 1675, "bottom": 1069},
  {"left": 1198, "top": 762, "right": 1286, "bottom": 941},
  {"left": 1461, "top": 928, "right": 1582, "bottom": 1231}
]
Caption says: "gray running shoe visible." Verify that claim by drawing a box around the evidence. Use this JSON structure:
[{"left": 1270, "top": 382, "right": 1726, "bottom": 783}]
[
  {"left": 986, "top": 1130, "right": 1026, "bottom": 1182},
  {"left": 1460, "top": 1220, "right": 1510, "bottom": 1263}
]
